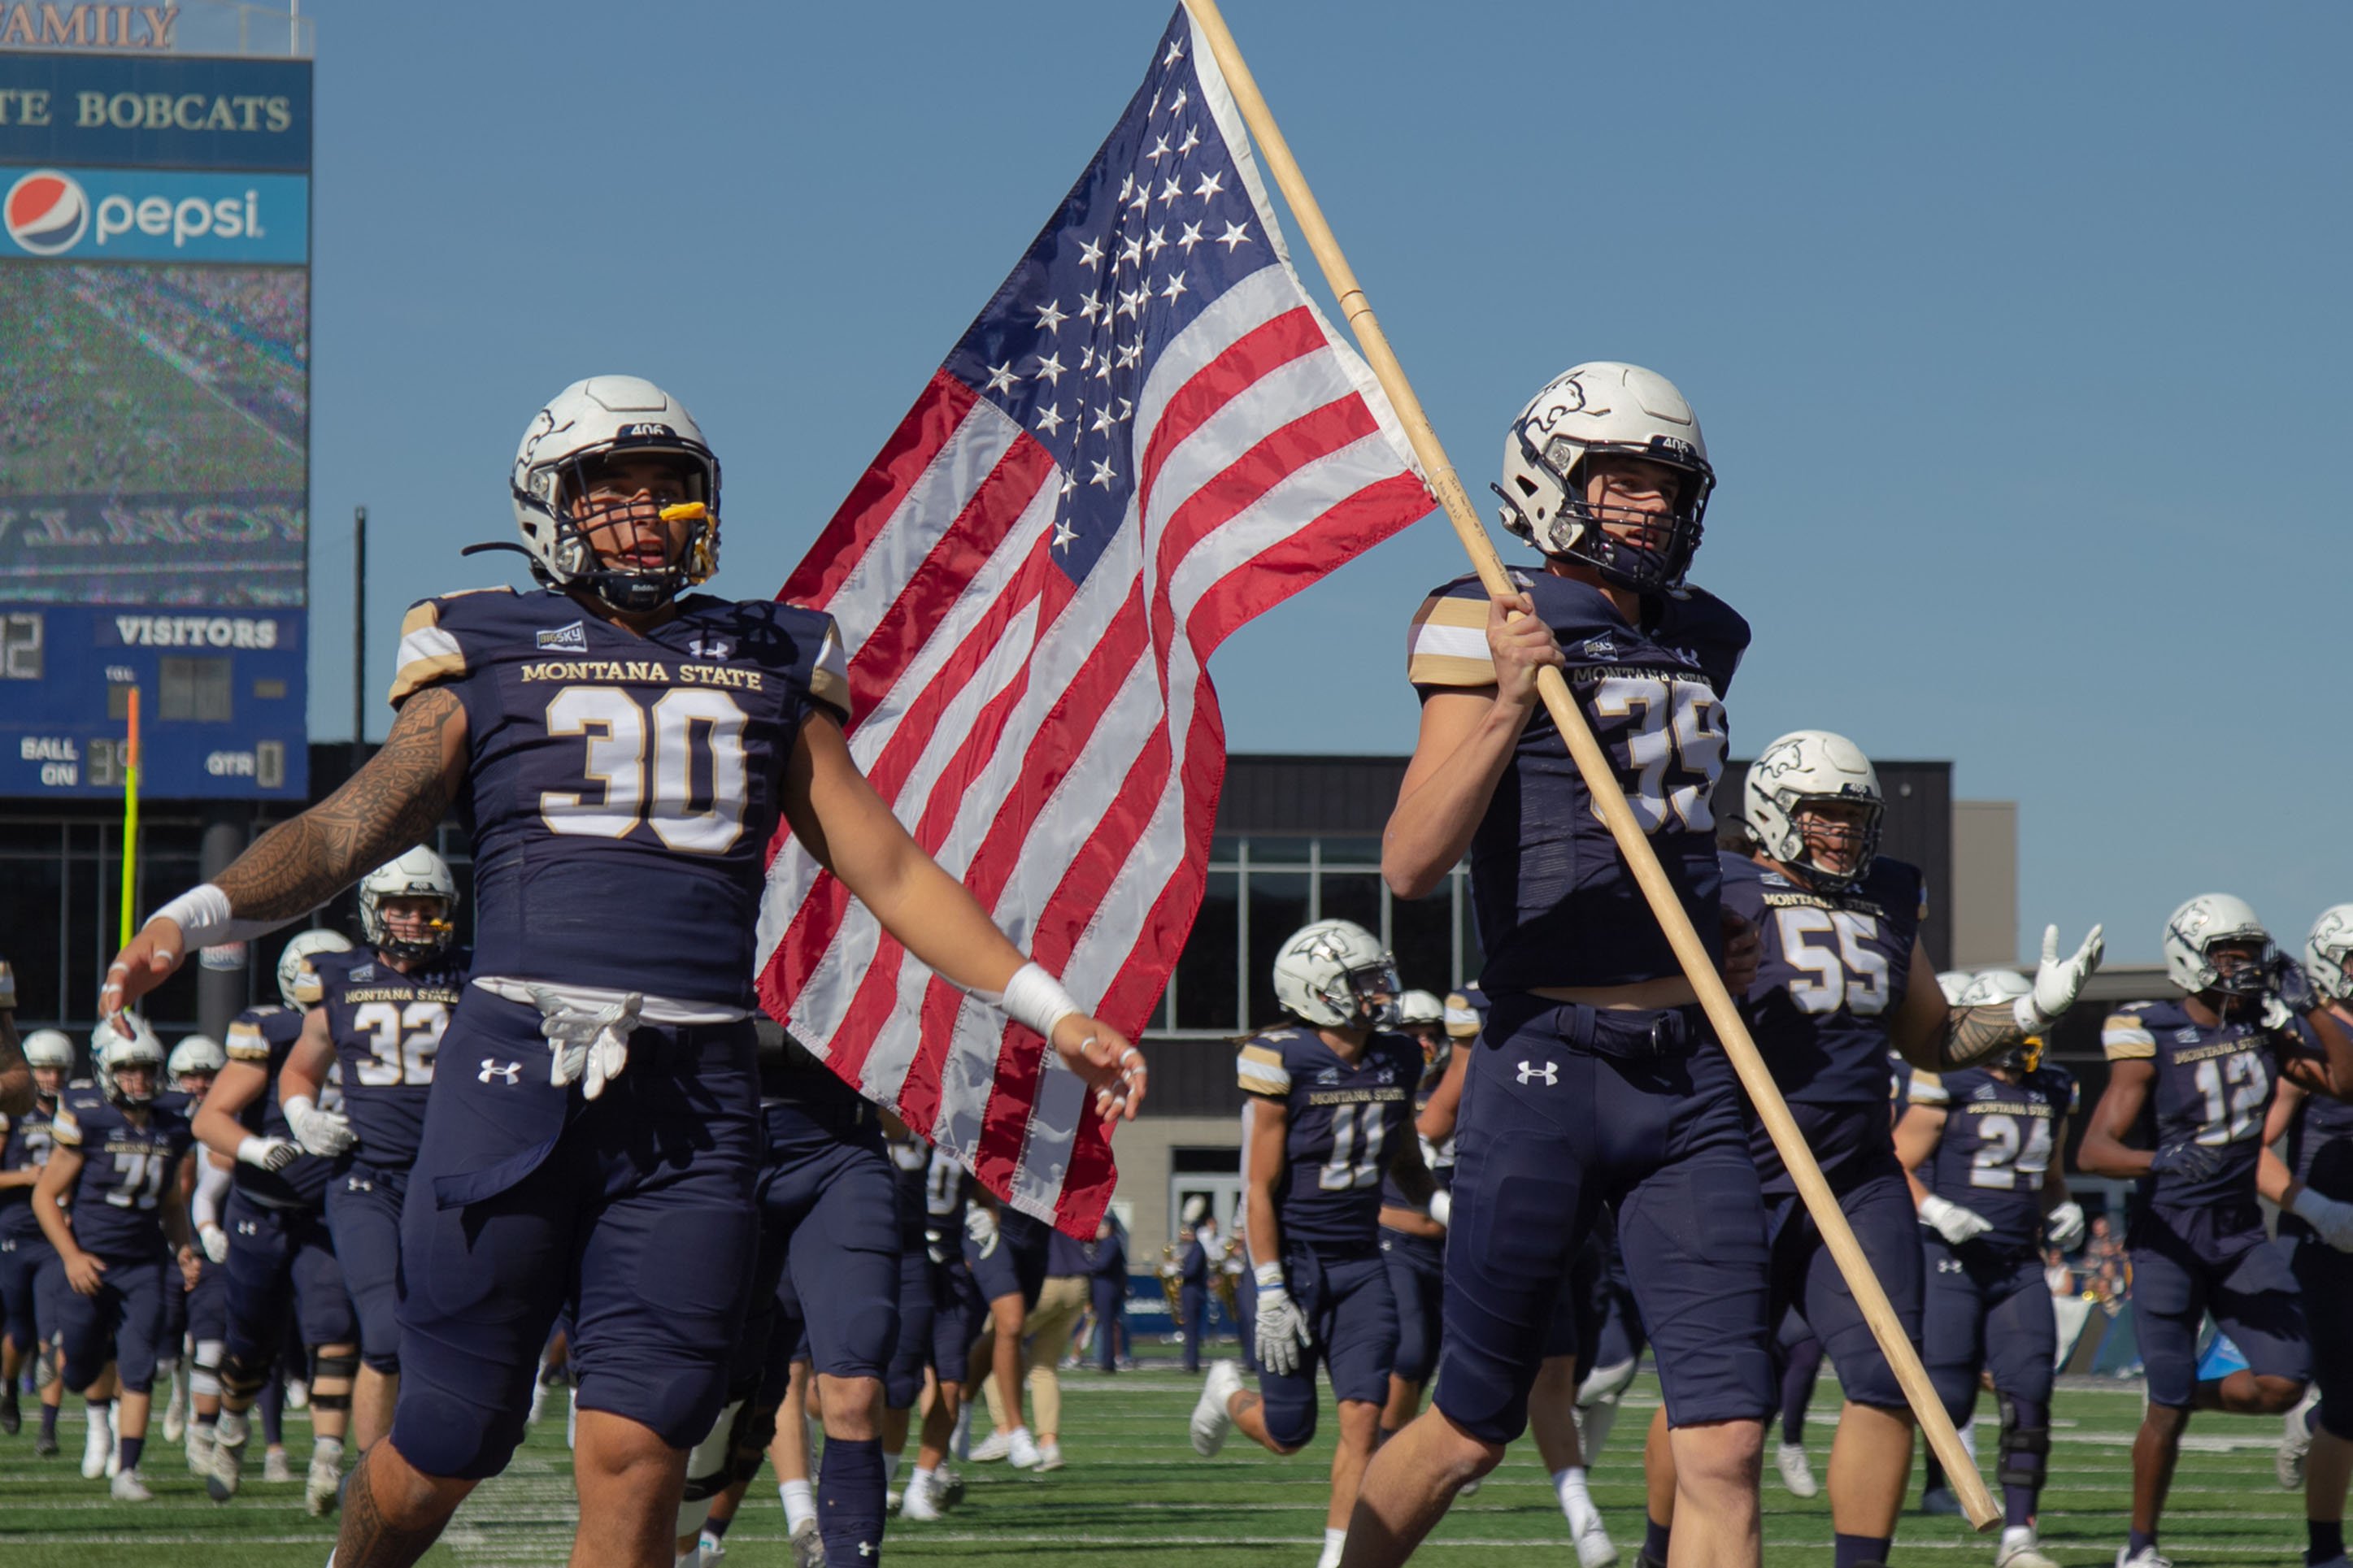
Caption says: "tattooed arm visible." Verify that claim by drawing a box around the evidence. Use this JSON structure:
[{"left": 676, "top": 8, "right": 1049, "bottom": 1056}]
[
  {"left": 99, "top": 688, "right": 469, "bottom": 1021},
  {"left": 1888, "top": 934, "right": 2036, "bottom": 1071}
]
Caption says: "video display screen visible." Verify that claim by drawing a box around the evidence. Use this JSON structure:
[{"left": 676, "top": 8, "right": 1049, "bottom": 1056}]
[{"left": 0, "top": 260, "right": 307, "bottom": 606}]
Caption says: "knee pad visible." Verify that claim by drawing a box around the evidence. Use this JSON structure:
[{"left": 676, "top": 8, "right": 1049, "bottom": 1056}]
[
  {"left": 1261, "top": 1383, "right": 1318, "bottom": 1453},
  {"left": 190, "top": 1338, "right": 224, "bottom": 1401},
  {"left": 311, "top": 1348, "right": 359, "bottom": 1387},
  {"left": 1995, "top": 1392, "right": 2048, "bottom": 1489},
  {"left": 219, "top": 1349, "right": 270, "bottom": 1401},
  {"left": 1576, "top": 1356, "right": 1638, "bottom": 1409},
  {"left": 676, "top": 1398, "right": 745, "bottom": 1538}
]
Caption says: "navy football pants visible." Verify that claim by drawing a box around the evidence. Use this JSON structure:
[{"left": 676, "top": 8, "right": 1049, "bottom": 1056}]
[{"left": 2129, "top": 1201, "right": 2307, "bottom": 1409}]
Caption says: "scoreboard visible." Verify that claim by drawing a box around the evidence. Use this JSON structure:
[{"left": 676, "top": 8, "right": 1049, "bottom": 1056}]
[{"left": 0, "top": 46, "right": 312, "bottom": 801}]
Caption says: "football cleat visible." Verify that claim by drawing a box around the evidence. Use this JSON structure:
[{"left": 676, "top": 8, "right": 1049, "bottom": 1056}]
[
  {"left": 1008, "top": 1427, "right": 1042, "bottom": 1469},
  {"left": 160, "top": 1383, "right": 186, "bottom": 1444},
  {"left": 110, "top": 1466, "right": 154, "bottom": 1502},
  {"left": 900, "top": 1472, "right": 944, "bottom": 1522},
  {"left": 80, "top": 1405, "right": 113, "bottom": 1479},
  {"left": 969, "top": 1427, "right": 1015, "bottom": 1463},
  {"left": 1191, "top": 1361, "right": 1244, "bottom": 1457},
  {"left": 1775, "top": 1440, "right": 1819, "bottom": 1499},
  {"left": 0, "top": 1385, "right": 17, "bottom": 1436},
  {"left": 2116, "top": 1550, "right": 2173, "bottom": 1568},
  {"left": 1920, "top": 1482, "right": 1961, "bottom": 1514},
  {"left": 186, "top": 1423, "right": 215, "bottom": 1475},
  {"left": 1994, "top": 1531, "right": 2060, "bottom": 1568},
  {"left": 207, "top": 1414, "right": 249, "bottom": 1501},
  {"left": 1033, "top": 1440, "right": 1065, "bottom": 1473},
  {"left": 789, "top": 1514, "right": 826, "bottom": 1566},
  {"left": 307, "top": 1449, "right": 342, "bottom": 1515},
  {"left": 263, "top": 1447, "right": 296, "bottom": 1484},
  {"left": 1571, "top": 1508, "right": 1619, "bottom": 1568},
  {"left": 33, "top": 1427, "right": 59, "bottom": 1457},
  {"left": 2280, "top": 1384, "right": 2320, "bottom": 1489},
  {"left": 937, "top": 1463, "right": 965, "bottom": 1505}
]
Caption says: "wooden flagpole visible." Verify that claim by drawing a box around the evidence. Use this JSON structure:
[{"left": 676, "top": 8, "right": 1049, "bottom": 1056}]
[{"left": 1178, "top": 0, "right": 1997, "bottom": 1530}]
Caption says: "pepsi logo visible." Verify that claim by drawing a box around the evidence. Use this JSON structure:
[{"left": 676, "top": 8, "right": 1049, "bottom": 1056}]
[{"left": 4, "top": 169, "right": 89, "bottom": 256}]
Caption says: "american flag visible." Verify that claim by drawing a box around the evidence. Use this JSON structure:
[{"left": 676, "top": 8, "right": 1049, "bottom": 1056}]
[{"left": 755, "top": 7, "right": 1431, "bottom": 1235}]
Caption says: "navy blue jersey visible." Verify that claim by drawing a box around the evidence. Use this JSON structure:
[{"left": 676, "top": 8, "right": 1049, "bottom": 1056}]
[
  {"left": 1407, "top": 570, "right": 1748, "bottom": 989},
  {"left": 2103, "top": 999, "right": 2299, "bottom": 1210},
  {"left": 222, "top": 1005, "right": 333, "bottom": 1210},
  {"left": 388, "top": 585, "right": 849, "bottom": 1010},
  {"left": 923, "top": 1146, "right": 968, "bottom": 1241},
  {"left": 295, "top": 945, "right": 468, "bottom": 1171},
  {"left": 1724, "top": 853, "right": 1925, "bottom": 1107},
  {"left": 2284, "top": 1073, "right": 2353, "bottom": 1231},
  {"left": 50, "top": 1091, "right": 191, "bottom": 1261},
  {"left": 0, "top": 1095, "right": 61, "bottom": 1243},
  {"left": 1237, "top": 1026, "right": 1422, "bottom": 1252},
  {"left": 1910, "top": 1064, "right": 2077, "bottom": 1253}
]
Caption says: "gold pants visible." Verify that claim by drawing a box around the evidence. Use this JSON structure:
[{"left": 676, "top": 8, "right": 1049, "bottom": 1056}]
[{"left": 981, "top": 1273, "right": 1091, "bottom": 1439}]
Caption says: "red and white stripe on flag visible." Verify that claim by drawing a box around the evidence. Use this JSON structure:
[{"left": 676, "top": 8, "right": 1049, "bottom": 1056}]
[{"left": 755, "top": 7, "right": 1431, "bottom": 1237}]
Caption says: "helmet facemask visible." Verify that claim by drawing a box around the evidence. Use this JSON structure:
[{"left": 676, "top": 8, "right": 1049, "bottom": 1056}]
[
  {"left": 1495, "top": 429, "right": 1713, "bottom": 593},
  {"left": 532, "top": 445, "right": 721, "bottom": 616},
  {"left": 1785, "top": 796, "right": 1884, "bottom": 896},
  {"left": 1321, "top": 958, "right": 1405, "bottom": 1032},
  {"left": 2200, "top": 936, "right": 2277, "bottom": 1006},
  {"left": 361, "top": 890, "right": 455, "bottom": 965}
]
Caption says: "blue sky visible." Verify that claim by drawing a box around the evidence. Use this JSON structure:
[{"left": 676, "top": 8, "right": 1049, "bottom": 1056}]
[{"left": 285, "top": 1, "right": 2349, "bottom": 964}]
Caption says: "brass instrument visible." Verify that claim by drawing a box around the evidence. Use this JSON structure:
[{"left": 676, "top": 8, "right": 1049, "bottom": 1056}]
[
  {"left": 1157, "top": 1243, "right": 1185, "bottom": 1319},
  {"left": 1211, "top": 1237, "right": 1242, "bottom": 1322}
]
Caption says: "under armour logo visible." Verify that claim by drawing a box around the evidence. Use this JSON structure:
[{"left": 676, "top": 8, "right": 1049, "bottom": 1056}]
[
  {"left": 858, "top": 1544, "right": 876, "bottom": 1559},
  {"left": 1516, "top": 1060, "right": 1558, "bottom": 1086},
  {"left": 478, "top": 1058, "right": 521, "bottom": 1086},
  {"left": 346, "top": 1177, "right": 373, "bottom": 1192},
  {"left": 235, "top": 1220, "right": 258, "bottom": 1236},
  {"left": 1938, "top": 1258, "right": 1965, "bottom": 1274}
]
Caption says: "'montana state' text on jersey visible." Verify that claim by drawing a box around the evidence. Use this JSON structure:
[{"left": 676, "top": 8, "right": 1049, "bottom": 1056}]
[
  {"left": 1237, "top": 1026, "right": 1424, "bottom": 1251},
  {"left": 1909, "top": 1064, "right": 2078, "bottom": 1253},
  {"left": 50, "top": 1090, "right": 192, "bottom": 1260},
  {"left": 389, "top": 586, "right": 850, "bottom": 1010},
  {"left": 2104, "top": 999, "right": 2301, "bottom": 1210},
  {"left": 224, "top": 1004, "right": 333, "bottom": 1210},
  {"left": 1724, "top": 853, "right": 1925, "bottom": 1108},
  {"left": 0, "top": 1097, "right": 60, "bottom": 1243},
  {"left": 295, "top": 945, "right": 469, "bottom": 1171},
  {"left": 1407, "top": 570, "right": 1748, "bottom": 990}
]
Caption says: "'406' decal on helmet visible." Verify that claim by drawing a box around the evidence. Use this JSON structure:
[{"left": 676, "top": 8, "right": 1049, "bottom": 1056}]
[{"left": 1585, "top": 675, "right": 1724, "bottom": 835}]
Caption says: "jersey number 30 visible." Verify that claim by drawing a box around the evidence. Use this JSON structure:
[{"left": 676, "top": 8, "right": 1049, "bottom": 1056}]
[{"left": 540, "top": 687, "right": 749, "bottom": 854}]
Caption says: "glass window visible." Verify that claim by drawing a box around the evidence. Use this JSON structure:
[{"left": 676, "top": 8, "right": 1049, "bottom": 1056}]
[
  {"left": 1246, "top": 871, "right": 1311, "bottom": 1028},
  {"left": 1391, "top": 879, "right": 1455, "bottom": 997},
  {"left": 1246, "top": 837, "right": 1315, "bottom": 868},
  {"left": 1174, "top": 871, "right": 1239, "bottom": 1033},
  {"left": 1319, "top": 872, "right": 1382, "bottom": 939},
  {"left": 1210, "top": 834, "right": 1244, "bottom": 865}
]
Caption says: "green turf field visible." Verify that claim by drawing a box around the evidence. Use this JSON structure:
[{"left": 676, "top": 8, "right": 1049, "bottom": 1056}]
[{"left": 0, "top": 1362, "right": 2319, "bottom": 1565}]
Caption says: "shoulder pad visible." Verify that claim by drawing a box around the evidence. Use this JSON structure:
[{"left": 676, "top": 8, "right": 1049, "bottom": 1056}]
[
  {"left": 1907, "top": 1069, "right": 1950, "bottom": 1108},
  {"left": 1407, "top": 576, "right": 1493, "bottom": 693},
  {"left": 225, "top": 1018, "right": 274, "bottom": 1062},
  {"left": 386, "top": 590, "right": 508, "bottom": 709},
  {"left": 51, "top": 1103, "right": 85, "bottom": 1145},
  {"left": 2103, "top": 1007, "right": 2158, "bottom": 1061},
  {"left": 1237, "top": 1033, "right": 1294, "bottom": 1098}
]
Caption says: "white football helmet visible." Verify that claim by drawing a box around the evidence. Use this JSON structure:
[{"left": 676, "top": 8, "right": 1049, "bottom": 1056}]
[
  {"left": 511, "top": 375, "right": 721, "bottom": 614},
  {"left": 1272, "top": 919, "right": 1402, "bottom": 1031},
  {"left": 1935, "top": 970, "right": 1973, "bottom": 1006},
  {"left": 1494, "top": 361, "right": 1715, "bottom": 591},
  {"left": 359, "top": 847, "right": 458, "bottom": 961},
  {"left": 2307, "top": 905, "right": 2353, "bottom": 1003},
  {"left": 2162, "top": 894, "right": 2275, "bottom": 998},
  {"left": 168, "top": 1034, "right": 227, "bottom": 1088},
  {"left": 93, "top": 1014, "right": 165, "bottom": 1106},
  {"left": 22, "top": 1028, "right": 74, "bottom": 1072},
  {"left": 278, "top": 928, "right": 356, "bottom": 1009},
  {"left": 1959, "top": 969, "right": 2042, "bottom": 1072},
  {"left": 1743, "top": 730, "right": 1883, "bottom": 893}
]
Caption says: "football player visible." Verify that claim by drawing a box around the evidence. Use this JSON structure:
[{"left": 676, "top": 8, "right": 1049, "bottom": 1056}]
[
  {"left": 1191, "top": 919, "right": 1437, "bottom": 1568},
  {"left": 1895, "top": 968, "right": 2086, "bottom": 1568},
  {"left": 1352, "top": 365, "right": 1777, "bottom": 1568},
  {"left": 1377, "top": 990, "right": 1451, "bottom": 1439},
  {"left": 1646, "top": 731, "right": 2099, "bottom": 1568},
  {"left": 102, "top": 375, "right": 1143, "bottom": 1568},
  {"left": 155, "top": 1032, "right": 226, "bottom": 1449},
  {"left": 964, "top": 1193, "right": 1055, "bottom": 1470},
  {"left": 0, "top": 957, "right": 30, "bottom": 1114},
  {"left": 189, "top": 928, "right": 360, "bottom": 1513},
  {"left": 903, "top": 1144, "right": 979, "bottom": 1522},
  {"left": 274, "top": 849, "right": 468, "bottom": 1454},
  {"left": 2078, "top": 895, "right": 2353, "bottom": 1568},
  {"left": 1, "top": 1026, "right": 74, "bottom": 1451},
  {"left": 2265, "top": 905, "right": 2353, "bottom": 1568},
  {"left": 31, "top": 1015, "right": 200, "bottom": 1501}
]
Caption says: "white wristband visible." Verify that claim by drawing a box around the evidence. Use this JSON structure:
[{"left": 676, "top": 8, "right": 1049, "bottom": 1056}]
[
  {"left": 234, "top": 1135, "right": 278, "bottom": 1169},
  {"left": 2293, "top": 1188, "right": 2342, "bottom": 1227},
  {"left": 997, "top": 962, "right": 1081, "bottom": 1040},
  {"left": 150, "top": 884, "right": 281, "bottom": 953},
  {"left": 1252, "top": 1260, "right": 1285, "bottom": 1291}
]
